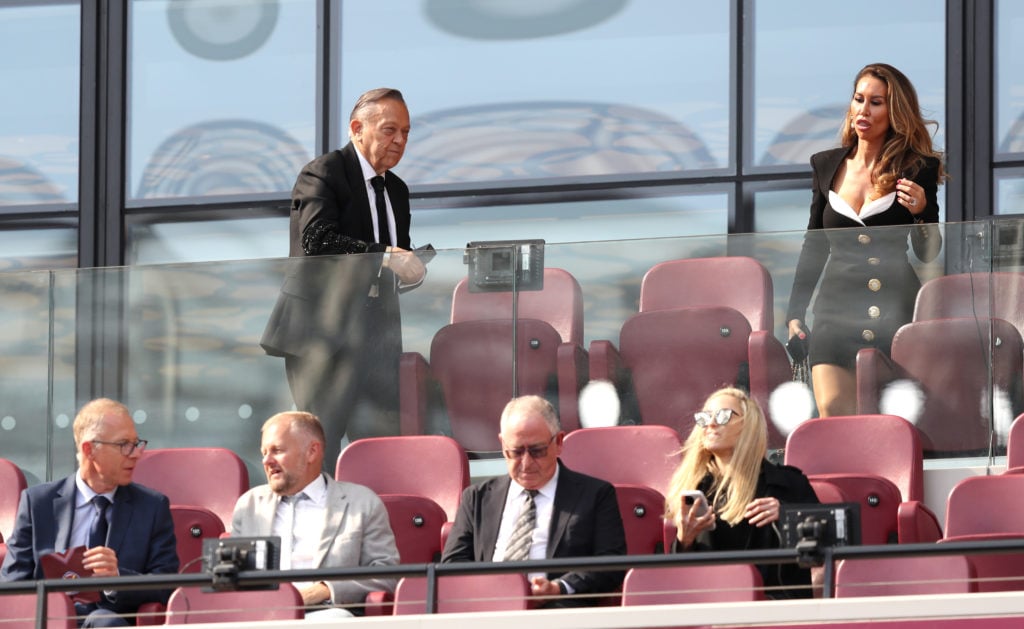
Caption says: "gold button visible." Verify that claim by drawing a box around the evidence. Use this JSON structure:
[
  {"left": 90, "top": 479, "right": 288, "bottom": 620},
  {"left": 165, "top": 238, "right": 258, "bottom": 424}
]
[
  {"left": 868, "top": 279, "right": 882, "bottom": 291},
  {"left": 862, "top": 329, "right": 875, "bottom": 342},
  {"left": 868, "top": 306, "right": 880, "bottom": 318},
  {"left": 868, "top": 257, "right": 881, "bottom": 265},
  {"left": 858, "top": 234, "right": 871, "bottom": 244}
]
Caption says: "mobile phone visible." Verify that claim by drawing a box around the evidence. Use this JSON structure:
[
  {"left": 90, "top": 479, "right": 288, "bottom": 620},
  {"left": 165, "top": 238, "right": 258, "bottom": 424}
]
[{"left": 681, "top": 490, "right": 710, "bottom": 517}]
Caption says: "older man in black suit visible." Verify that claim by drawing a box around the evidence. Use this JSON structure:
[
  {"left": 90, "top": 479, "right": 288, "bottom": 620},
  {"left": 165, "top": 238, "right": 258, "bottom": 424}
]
[
  {"left": 261, "top": 88, "right": 426, "bottom": 469},
  {"left": 441, "top": 395, "right": 626, "bottom": 607}
]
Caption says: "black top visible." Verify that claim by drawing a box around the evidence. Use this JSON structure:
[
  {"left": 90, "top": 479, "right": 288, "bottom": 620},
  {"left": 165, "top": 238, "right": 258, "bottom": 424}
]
[{"left": 677, "top": 460, "right": 819, "bottom": 599}]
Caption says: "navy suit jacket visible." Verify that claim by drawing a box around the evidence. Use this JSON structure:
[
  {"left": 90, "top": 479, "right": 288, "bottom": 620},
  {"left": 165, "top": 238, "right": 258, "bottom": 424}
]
[
  {"left": 0, "top": 475, "right": 179, "bottom": 612},
  {"left": 441, "top": 462, "right": 626, "bottom": 598}
]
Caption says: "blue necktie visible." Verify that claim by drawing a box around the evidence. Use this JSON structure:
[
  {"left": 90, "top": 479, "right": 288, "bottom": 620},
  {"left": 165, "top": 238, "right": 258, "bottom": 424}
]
[{"left": 89, "top": 496, "right": 110, "bottom": 548}]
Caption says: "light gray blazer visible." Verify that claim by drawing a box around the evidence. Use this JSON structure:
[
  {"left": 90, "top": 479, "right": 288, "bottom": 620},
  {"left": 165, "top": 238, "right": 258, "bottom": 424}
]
[{"left": 230, "top": 474, "right": 399, "bottom": 605}]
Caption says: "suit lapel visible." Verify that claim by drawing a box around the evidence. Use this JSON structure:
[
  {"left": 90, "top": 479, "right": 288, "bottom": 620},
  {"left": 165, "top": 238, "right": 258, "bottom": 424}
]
[
  {"left": 106, "top": 485, "right": 134, "bottom": 552},
  {"left": 547, "top": 463, "right": 579, "bottom": 558},
  {"left": 340, "top": 143, "right": 375, "bottom": 241},
  {"left": 315, "top": 478, "right": 346, "bottom": 567},
  {"left": 53, "top": 476, "right": 77, "bottom": 552},
  {"left": 480, "top": 478, "right": 511, "bottom": 561}
]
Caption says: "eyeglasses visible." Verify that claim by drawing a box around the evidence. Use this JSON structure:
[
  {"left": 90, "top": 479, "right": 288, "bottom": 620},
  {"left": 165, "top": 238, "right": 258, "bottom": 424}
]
[
  {"left": 92, "top": 439, "right": 148, "bottom": 456},
  {"left": 694, "top": 409, "right": 739, "bottom": 427},
  {"left": 502, "top": 434, "right": 557, "bottom": 460}
]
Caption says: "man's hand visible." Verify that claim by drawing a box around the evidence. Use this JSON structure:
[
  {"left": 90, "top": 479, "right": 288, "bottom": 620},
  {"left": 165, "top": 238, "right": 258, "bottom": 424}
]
[
  {"left": 82, "top": 546, "right": 119, "bottom": 577},
  {"left": 384, "top": 247, "right": 426, "bottom": 284},
  {"left": 299, "top": 582, "right": 332, "bottom": 606},
  {"left": 529, "top": 576, "right": 562, "bottom": 598}
]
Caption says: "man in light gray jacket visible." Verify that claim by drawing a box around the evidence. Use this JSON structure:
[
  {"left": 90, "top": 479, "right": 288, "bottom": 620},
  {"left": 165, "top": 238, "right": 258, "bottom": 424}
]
[{"left": 231, "top": 411, "right": 399, "bottom": 617}]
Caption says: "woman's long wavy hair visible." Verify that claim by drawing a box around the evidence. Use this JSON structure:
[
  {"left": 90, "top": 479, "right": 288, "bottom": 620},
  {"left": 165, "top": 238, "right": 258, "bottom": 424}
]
[
  {"left": 840, "top": 63, "right": 947, "bottom": 198},
  {"left": 664, "top": 387, "right": 768, "bottom": 527}
]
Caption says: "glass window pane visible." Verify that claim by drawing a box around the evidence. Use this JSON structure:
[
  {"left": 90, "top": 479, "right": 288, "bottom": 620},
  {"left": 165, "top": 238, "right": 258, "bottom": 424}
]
[
  {"left": 995, "top": 171, "right": 1024, "bottom": 215},
  {"left": 339, "top": 0, "right": 731, "bottom": 184},
  {"left": 0, "top": 3, "right": 80, "bottom": 206},
  {"left": 0, "top": 226, "right": 78, "bottom": 271},
  {"left": 125, "top": 215, "right": 288, "bottom": 265},
  {"left": 413, "top": 191, "right": 730, "bottom": 251},
  {"left": 128, "top": 0, "right": 316, "bottom": 202},
  {"left": 996, "top": 0, "right": 1024, "bottom": 156},
  {"left": 753, "top": 0, "right": 945, "bottom": 168}
]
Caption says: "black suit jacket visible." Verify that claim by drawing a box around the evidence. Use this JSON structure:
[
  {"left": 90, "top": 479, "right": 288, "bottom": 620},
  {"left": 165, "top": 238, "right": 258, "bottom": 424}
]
[
  {"left": 0, "top": 476, "right": 179, "bottom": 613},
  {"left": 441, "top": 462, "right": 626, "bottom": 597},
  {"left": 260, "top": 142, "right": 411, "bottom": 359}
]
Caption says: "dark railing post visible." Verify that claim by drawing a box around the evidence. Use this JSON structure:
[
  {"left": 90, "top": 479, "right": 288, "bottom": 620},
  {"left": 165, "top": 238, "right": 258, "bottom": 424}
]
[
  {"left": 34, "top": 580, "right": 47, "bottom": 629},
  {"left": 821, "top": 547, "right": 836, "bottom": 599},
  {"left": 425, "top": 562, "right": 438, "bottom": 614}
]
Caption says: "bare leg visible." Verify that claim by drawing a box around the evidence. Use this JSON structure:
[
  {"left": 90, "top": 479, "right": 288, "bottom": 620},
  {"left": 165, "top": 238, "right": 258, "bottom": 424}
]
[{"left": 811, "top": 364, "right": 857, "bottom": 417}]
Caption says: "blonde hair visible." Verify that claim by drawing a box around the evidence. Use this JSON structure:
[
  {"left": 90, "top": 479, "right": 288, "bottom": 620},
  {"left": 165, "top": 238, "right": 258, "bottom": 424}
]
[
  {"left": 664, "top": 387, "right": 768, "bottom": 526},
  {"left": 840, "top": 63, "right": 947, "bottom": 198},
  {"left": 73, "top": 398, "right": 131, "bottom": 449}
]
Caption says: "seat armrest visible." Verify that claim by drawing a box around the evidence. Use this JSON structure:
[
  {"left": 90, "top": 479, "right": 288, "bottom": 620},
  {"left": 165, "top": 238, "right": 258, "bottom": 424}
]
[
  {"left": 135, "top": 602, "right": 166, "bottom": 626},
  {"left": 556, "top": 343, "right": 588, "bottom": 433},
  {"left": 587, "top": 340, "right": 623, "bottom": 383},
  {"left": 363, "top": 590, "right": 394, "bottom": 616},
  {"left": 662, "top": 518, "right": 678, "bottom": 554},
  {"left": 747, "top": 331, "right": 793, "bottom": 447},
  {"left": 399, "top": 352, "right": 432, "bottom": 436},
  {"left": 440, "top": 521, "right": 453, "bottom": 555},
  {"left": 898, "top": 500, "right": 943, "bottom": 543}
]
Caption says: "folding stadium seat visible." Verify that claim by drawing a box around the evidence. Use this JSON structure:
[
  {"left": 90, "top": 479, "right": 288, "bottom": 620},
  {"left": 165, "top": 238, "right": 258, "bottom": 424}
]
[
  {"left": 1006, "top": 413, "right": 1024, "bottom": 471},
  {"left": 589, "top": 257, "right": 791, "bottom": 448},
  {"left": 169, "top": 505, "right": 226, "bottom": 573},
  {"left": 377, "top": 494, "right": 447, "bottom": 564},
  {"left": 939, "top": 474, "right": 1024, "bottom": 592},
  {"left": 392, "top": 574, "right": 532, "bottom": 614},
  {"left": 133, "top": 447, "right": 249, "bottom": 529},
  {"left": 335, "top": 435, "right": 469, "bottom": 523},
  {"left": 835, "top": 555, "right": 975, "bottom": 597},
  {"left": 400, "top": 268, "right": 587, "bottom": 453},
  {"left": 560, "top": 425, "right": 682, "bottom": 497},
  {"left": 0, "top": 457, "right": 27, "bottom": 542},
  {"left": 784, "top": 414, "right": 941, "bottom": 544},
  {"left": 914, "top": 272, "right": 1024, "bottom": 338},
  {"left": 621, "top": 563, "right": 765, "bottom": 605},
  {"left": 0, "top": 592, "right": 76, "bottom": 629},
  {"left": 856, "top": 317, "right": 1024, "bottom": 456},
  {"left": 560, "top": 425, "right": 683, "bottom": 555},
  {"left": 164, "top": 584, "right": 305, "bottom": 623}
]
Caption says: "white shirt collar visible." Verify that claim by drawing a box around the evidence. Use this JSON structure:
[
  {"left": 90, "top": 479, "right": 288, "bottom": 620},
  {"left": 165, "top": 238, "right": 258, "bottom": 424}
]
[
  {"left": 287, "top": 473, "right": 328, "bottom": 506},
  {"left": 75, "top": 471, "right": 117, "bottom": 507},
  {"left": 829, "top": 190, "right": 898, "bottom": 225},
  {"left": 354, "top": 145, "right": 381, "bottom": 184},
  {"left": 509, "top": 463, "right": 560, "bottom": 502}
]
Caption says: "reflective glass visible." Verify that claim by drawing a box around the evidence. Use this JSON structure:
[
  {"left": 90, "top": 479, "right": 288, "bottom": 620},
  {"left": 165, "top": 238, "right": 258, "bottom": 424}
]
[
  {"left": 0, "top": 2, "right": 80, "bottom": 206},
  {"left": 752, "top": 0, "right": 945, "bottom": 168},
  {"left": 125, "top": 215, "right": 288, "bottom": 264},
  {"left": 995, "top": 172, "right": 1024, "bottom": 215},
  {"left": 339, "top": 0, "right": 731, "bottom": 184},
  {"left": 996, "top": 0, "right": 1024, "bottom": 156},
  {"left": 0, "top": 227, "right": 78, "bottom": 271},
  {"left": 127, "top": 0, "right": 316, "bottom": 201}
]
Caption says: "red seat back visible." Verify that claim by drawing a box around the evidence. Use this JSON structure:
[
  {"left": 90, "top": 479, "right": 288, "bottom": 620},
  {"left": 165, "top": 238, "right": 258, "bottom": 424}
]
[
  {"left": 393, "top": 574, "right": 532, "bottom": 614},
  {"left": 784, "top": 415, "right": 924, "bottom": 502},
  {"left": 0, "top": 458, "right": 27, "bottom": 542},
  {"left": 835, "top": 555, "right": 975, "bottom": 597},
  {"left": 134, "top": 448, "right": 249, "bottom": 528},
  {"left": 915, "top": 272, "right": 1024, "bottom": 339},
  {"left": 170, "top": 505, "right": 226, "bottom": 573},
  {"left": 0, "top": 592, "right": 76, "bottom": 629},
  {"left": 613, "top": 484, "right": 667, "bottom": 555},
  {"left": 429, "top": 319, "right": 564, "bottom": 452},
  {"left": 619, "top": 307, "right": 752, "bottom": 436},
  {"left": 336, "top": 435, "right": 468, "bottom": 522},
  {"left": 1007, "top": 413, "right": 1024, "bottom": 470},
  {"left": 379, "top": 494, "right": 446, "bottom": 564},
  {"left": 945, "top": 474, "right": 1024, "bottom": 537},
  {"left": 560, "top": 425, "right": 681, "bottom": 497},
  {"left": 451, "top": 267, "right": 584, "bottom": 347},
  {"left": 621, "top": 564, "right": 765, "bottom": 605},
  {"left": 889, "top": 318, "right": 1024, "bottom": 454},
  {"left": 165, "top": 585, "right": 304, "bottom": 623},
  {"left": 640, "top": 257, "right": 775, "bottom": 332}
]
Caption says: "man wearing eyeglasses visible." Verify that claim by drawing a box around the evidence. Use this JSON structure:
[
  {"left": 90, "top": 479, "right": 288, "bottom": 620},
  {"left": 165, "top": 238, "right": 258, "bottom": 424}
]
[
  {"left": 441, "top": 395, "right": 626, "bottom": 607},
  {"left": 1, "top": 398, "right": 179, "bottom": 627}
]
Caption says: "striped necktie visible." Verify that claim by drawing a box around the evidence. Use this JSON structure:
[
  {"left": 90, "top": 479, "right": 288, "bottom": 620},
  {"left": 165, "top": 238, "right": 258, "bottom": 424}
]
[{"left": 503, "top": 490, "right": 538, "bottom": 562}]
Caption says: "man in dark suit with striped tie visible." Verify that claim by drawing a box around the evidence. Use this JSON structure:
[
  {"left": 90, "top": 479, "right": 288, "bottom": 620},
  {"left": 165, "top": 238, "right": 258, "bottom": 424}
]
[
  {"left": 441, "top": 395, "right": 626, "bottom": 607},
  {"left": 260, "top": 88, "right": 426, "bottom": 469}
]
